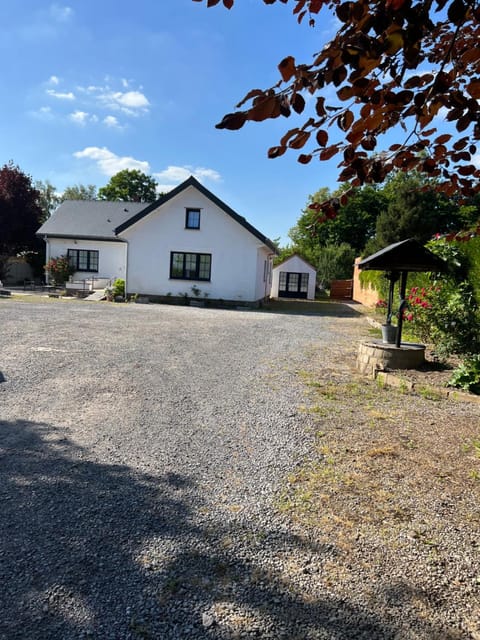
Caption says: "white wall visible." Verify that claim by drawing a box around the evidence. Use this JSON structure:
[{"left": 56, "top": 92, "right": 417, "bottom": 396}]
[
  {"left": 271, "top": 255, "right": 317, "bottom": 300},
  {"left": 46, "top": 238, "right": 126, "bottom": 282},
  {"left": 121, "top": 185, "right": 270, "bottom": 301}
]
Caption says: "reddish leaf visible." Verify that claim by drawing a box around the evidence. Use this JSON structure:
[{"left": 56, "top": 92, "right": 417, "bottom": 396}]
[
  {"left": 338, "top": 110, "right": 354, "bottom": 132},
  {"left": 315, "top": 97, "right": 326, "bottom": 117},
  {"left": 280, "top": 128, "right": 300, "bottom": 146},
  {"left": 236, "top": 89, "right": 266, "bottom": 109},
  {"left": 288, "top": 130, "right": 310, "bottom": 149},
  {"left": 291, "top": 93, "right": 306, "bottom": 114},
  {"left": 337, "top": 86, "right": 354, "bottom": 101},
  {"left": 453, "top": 137, "right": 469, "bottom": 150},
  {"left": 316, "top": 130, "right": 328, "bottom": 146},
  {"left": 298, "top": 153, "right": 312, "bottom": 164},
  {"left": 448, "top": 0, "right": 468, "bottom": 24},
  {"left": 207, "top": 0, "right": 221, "bottom": 5},
  {"left": 457, "top": 165, "right": 476, "bottom": 176},
  {"left": 248, "top": 96, "right": 279, "bottom": 122},
  {"left": 434, "top": 134, "right": 452, "bottom": 144},
  {"left": 223, "top": 0, "right": 234, "bottom": 7},
  {"left": 268, "top": 146, "right": 287, "bottom": 159},
  {"left": 466, "top": 79, "right": 480, "bottom": 99},
  {"left": 278, "top": 56, "right": 296, "bottom": 82},
  {"left": 216, "top": 112, "right": 246, "bottom": 130},
  {"left": 320, "top": 144, "right": 340, "bottom": 161},
  {"left": 456, "top": 114, "right": 472, "bottom": 132},
  {"left": 361, "top": 135, "right": 377, "bottom": 151}
]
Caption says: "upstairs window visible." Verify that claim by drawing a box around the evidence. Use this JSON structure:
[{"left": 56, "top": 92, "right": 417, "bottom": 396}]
[
  {"left": 185, "top": 208, "right": 201, "bottom": 229},
  {"left": 170, "top": 252, "right": 211, "bottom": 281},
  {"left": 67, "top": 249, "right": 99, "bottom": 272}
]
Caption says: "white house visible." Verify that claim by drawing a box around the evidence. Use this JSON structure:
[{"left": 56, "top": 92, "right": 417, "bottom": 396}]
[
  {"left": 271, "top": 254, "right": 317, "bottom": 300},
  {"left": 37, "top": 176, "right": 276, "bottom": 303}
]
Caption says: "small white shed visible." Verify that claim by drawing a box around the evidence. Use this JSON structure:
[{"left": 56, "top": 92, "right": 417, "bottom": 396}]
[{"left": 271, "top": 254, "right": 316, "bottom": 300}]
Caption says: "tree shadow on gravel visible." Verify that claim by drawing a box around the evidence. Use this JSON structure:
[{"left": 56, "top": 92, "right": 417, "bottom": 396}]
[
  {"left": 0, "top": 419, "right": 455, "bottom": 640},
  {"left": 259, "top": 300, "right": 363, "bottom": 318}
]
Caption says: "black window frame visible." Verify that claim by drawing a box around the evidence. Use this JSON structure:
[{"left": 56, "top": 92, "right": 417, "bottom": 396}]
[
  {"left": 170, "top": 252, "right": 211, "bottom": 282},
  {"left": 67, "top": 248, "right": 99, "bottom": 273},
  {"left": 185, "top": 208, "right": 201, "bottom": 230}
]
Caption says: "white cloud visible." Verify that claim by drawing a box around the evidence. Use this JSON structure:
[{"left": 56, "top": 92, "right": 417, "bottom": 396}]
[
  {"left": 473, "top": 154, "right": 480, "bottom": 169},
  {"left": 154, "top": 165, "right": 221, "bottom": 185},
  {"left": 47, "top": 89, "right": 75, "bottom": 100},
  {"left": 103, "top": 115, "right": 122, "bottom": 129},
  {"left": 48, "top": 75, "right": 60, "bottom": 85},
  {"left": 50, "top": 4, "right": 74, "bottom": 23},
  {"left": 69, "top": 111, "right": 98, "bottom": 125},
  {"left": 114, "top": 91, "right": 149, "bottom": 109},
  {"left": 73, "top": 147, "right": 150, "bottom": 176},
  {"left": 77, "top": 84, "right": 150, "bottom": 115},
  {"left": 98, "top": 89, "right": 150, "bottom": 115},
  {"left": 69, "top": 110, "right": 89, "bottom": 125},
  {"left": 30, "top": 106, "right": 54, "bottom": 121}
]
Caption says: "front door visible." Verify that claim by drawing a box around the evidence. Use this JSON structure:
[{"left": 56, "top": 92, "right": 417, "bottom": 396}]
[{"left": 278, "top": 271, "right": 309, "bottom": 299}]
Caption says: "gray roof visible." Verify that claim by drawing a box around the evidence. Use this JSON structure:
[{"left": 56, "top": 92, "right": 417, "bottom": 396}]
[
  {"left": 37, "top": 177, "right": 277, "bottom": 253},
  {"left": 37, "top": 200, "right": 147, "bottom": 241},
  {"left": 115, "top": 176, "right": 278, "bottom": 253}
]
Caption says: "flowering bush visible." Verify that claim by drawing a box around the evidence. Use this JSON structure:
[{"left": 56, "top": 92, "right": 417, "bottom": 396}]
[
  {"left": 375, "top": 299, "right": 387, "bottom": 308},
  {"left": 44, "top": 255, "right": 75, "bottom": 285},
  {"left": 403, "top": 281, "right": 480, "bottom": 358}
]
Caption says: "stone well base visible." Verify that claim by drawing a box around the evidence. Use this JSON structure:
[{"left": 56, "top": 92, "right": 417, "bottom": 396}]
[{"left": 357, "top": 340, "right": 426, "bottom": 377}]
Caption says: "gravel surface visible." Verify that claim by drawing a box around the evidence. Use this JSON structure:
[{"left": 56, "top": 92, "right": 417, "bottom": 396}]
[{"left": 0, "top": 298, "right": 478, "bottom": 639}]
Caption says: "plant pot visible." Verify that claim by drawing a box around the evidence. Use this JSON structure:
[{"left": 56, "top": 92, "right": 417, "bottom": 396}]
[{"left": 381, "top": 323, "right": 397, "bottom": 344}]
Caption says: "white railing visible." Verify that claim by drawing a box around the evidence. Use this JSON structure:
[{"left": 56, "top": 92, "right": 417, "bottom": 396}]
[{"left": 65, "top": 277, "right": 113, "bottom": 292}]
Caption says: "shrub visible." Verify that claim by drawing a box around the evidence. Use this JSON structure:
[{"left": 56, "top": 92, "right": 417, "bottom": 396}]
[
  {"left": 44, "top": 255, "right": 74, "bottom": 285},
  {"left": 448, "top": 355, "right": 480, "bottom": 395},
  {"left": 112, "top": 278, "right": 125, "bottom": 298}
]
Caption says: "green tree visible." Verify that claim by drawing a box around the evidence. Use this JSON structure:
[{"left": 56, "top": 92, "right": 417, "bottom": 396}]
[
  {"left": 61, "top": 184, "right": 97, "bottom": 201},
  {"left": 35, "top": 180, "right": 60, "bottom": 222},
  {"left": 366, "top": 172, "right": 462, "bottom": 254},
  {"left": 289, "top": 184, "right": 386, "bottom": 258},
  {"left": 0, "top": 162, "right": 43, "bottom": 279},
  {"left": 98, "top": 170, "right": 157, "bottom": 202},
  {"left": 316, "top": 243, "right": 356, "bottom": 290}
]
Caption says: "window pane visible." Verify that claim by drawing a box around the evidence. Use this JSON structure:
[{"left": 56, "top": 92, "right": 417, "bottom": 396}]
[
  {"left": 287, "top": 273, "right": 299, "bottom": 291},
  {"left": 279, "top": 272, "right": 287, "bottom": 289},
  {"left": 198, "top": 254, "right": 211, "bottom": 280},
  {"left": 184, "top": 253, "right": 197, "bottom": 278},
  {"left": 89, "top": 251, "right": 99, "bottom": 271},
  {"left": 300, "top": 273, "right": 309, "bottom": 292},
  {"left": 171, "top": 253, "right": 184, "bottom": 278},
  {"left": 68, "top": 249, "right": 77, "bottom": 269},
  {"left": 78, "top": 250, "right": 88, "bottom": 270}
]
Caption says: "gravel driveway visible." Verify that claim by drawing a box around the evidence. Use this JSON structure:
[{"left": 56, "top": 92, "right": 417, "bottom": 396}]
[{"left": 1, "top": 299, "right": 368, "bottom": 640}]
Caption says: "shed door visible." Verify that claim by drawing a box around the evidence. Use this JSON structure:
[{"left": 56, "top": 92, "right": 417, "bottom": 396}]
[{"left": 278, "top": 271, "right": 309, "bottom": 299}]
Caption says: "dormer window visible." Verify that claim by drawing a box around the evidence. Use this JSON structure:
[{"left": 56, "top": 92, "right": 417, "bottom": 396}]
[{"left": 185, "top": 208, "right": 201, "bottom": 229}]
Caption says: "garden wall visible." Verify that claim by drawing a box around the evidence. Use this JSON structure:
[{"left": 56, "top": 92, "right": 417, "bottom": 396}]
[{"left": 352, "top": 258, "right": 379, "bottom": 307}]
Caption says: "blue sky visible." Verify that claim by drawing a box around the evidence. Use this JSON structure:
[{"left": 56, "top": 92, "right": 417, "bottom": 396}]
[{"left": 1, "top": 1, "right": 348, "bottom": 244}]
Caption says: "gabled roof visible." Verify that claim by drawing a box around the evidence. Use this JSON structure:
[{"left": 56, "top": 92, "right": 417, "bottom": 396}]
[
  {"left": 273, "top": 253, "right": 317, "bottom": 271},
  {"left": 115, "top": 176, "right": 278, "bottom": 252},
  {"left": 358, "top": 238, "right": 446, "bottom": 272},
  {"left": 37, "top": 200, "right": 146, "bottom": 241}
]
